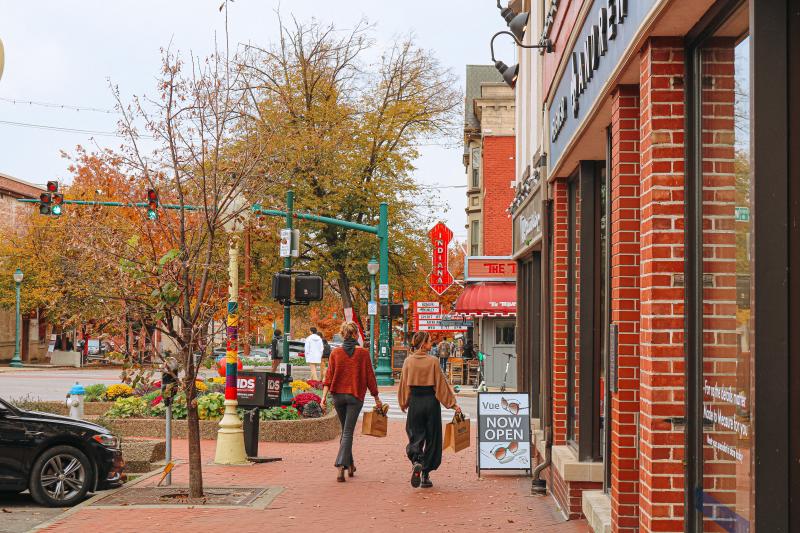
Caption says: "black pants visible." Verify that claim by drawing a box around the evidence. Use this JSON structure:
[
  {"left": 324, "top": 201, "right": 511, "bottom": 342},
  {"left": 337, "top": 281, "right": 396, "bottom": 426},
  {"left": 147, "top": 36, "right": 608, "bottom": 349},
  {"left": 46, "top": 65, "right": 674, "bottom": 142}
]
[
  {"left": 405, "top": 386, "right": 442, "bottom": 474},
  {"left": 332, "top": 393, "right": 363, "bottom": 468}
]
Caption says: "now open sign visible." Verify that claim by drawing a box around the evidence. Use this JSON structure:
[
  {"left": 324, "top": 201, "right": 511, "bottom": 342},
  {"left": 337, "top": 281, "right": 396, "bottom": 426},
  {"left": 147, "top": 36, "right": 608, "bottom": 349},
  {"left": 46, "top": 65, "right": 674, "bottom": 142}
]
[{"left": 477, "top": 392, "right": 531, "bottom": 472}]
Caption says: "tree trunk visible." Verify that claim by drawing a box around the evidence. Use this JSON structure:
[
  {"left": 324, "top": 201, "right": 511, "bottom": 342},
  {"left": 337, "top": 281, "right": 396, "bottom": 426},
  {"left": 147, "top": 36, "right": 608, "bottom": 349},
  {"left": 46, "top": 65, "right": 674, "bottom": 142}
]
[
  {"left": 336, "top": 266, "right": 353, "bottom": 310},
  {"left": 336, "top": 267, "right": 366, "bottom": 333},
  {"left": 185, "top": 383, "right": 203, "bottom": 498}
]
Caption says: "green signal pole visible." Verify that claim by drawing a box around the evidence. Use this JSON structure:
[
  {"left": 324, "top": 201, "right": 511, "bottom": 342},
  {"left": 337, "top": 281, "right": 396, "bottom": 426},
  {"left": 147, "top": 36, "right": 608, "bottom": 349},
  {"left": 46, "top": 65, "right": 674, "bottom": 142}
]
[
  {"left": 375, "top": 202, "right": 393, "bottom": 385},
  {"left": 280, "top": 191, "right": 294, "bottom": 405}
]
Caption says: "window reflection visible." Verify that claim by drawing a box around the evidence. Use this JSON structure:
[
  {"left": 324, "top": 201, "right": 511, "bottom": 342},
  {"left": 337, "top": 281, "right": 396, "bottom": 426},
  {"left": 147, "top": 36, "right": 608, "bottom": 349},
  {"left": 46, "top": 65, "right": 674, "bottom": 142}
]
[{"left": 699, "top": 3, "right": 753, "bottom": 529}]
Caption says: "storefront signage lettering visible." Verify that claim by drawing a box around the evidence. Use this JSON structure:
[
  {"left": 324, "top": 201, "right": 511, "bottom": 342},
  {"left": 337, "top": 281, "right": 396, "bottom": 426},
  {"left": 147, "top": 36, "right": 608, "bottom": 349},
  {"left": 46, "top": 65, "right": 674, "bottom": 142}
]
[
  {"left": 540, "top": 0, "right": 559, "bottom": 44},
  {"left": 428, "top": 222, "right": 454, "bottom": 295},
  {"left": 548, "top": 0, "right": 656, "bottom": 169},
  {"left": 561, "top": 0, "right": 627, "bottom": 138},
  {"left": 512, "top": 182, "right": 543, "bottom": 254},
  {"left": 465, "top": 257, "right": 517, "bottom": 282}
]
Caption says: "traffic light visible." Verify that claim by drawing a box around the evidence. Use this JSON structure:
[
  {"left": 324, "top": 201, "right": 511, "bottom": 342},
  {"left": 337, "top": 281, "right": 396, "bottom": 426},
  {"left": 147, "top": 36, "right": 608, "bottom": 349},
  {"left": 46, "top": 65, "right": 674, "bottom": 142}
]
[
  {"left": 146, "top": 188, "right": 158, "bottom": 220},
  {"left": 39, "top": 192, "right": 51, "bottom": 215},
  {"left": 39, "top": 181, "right": 59, "bottom": 215},
  {"left": 51, "top": 192, "right": 64, "bottom": 216}
]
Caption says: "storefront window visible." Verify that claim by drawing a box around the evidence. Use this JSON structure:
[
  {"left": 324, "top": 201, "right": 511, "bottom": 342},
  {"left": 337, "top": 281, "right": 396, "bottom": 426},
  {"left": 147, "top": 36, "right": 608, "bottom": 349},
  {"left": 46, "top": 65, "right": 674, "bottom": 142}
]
[
  {"left": 698, "top": 2, "right": 753, "bottom": 530},
  {"left": 495, "top": 324, "right": 515, "bottom": 345}
]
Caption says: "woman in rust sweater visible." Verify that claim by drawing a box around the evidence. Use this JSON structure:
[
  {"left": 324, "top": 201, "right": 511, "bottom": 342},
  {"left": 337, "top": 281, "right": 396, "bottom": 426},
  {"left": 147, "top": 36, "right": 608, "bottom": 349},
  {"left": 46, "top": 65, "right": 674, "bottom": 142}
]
[
  {"left": 398, "top": 331, "right": 462, "bottom": 489},
  {"left": 321, "top": 322, "right": 382, "bottom": 482}
]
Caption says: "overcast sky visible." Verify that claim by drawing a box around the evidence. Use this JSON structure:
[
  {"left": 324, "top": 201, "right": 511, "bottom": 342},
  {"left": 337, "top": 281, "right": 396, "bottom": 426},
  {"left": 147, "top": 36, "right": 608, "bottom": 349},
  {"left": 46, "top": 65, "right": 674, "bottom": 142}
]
[{"left": 0, "top": 1, "right": 516, "bottom": 240}]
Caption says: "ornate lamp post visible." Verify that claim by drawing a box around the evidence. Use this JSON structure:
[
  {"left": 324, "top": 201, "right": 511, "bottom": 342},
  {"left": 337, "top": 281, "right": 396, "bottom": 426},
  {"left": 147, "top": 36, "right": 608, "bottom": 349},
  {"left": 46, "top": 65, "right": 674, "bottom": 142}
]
[
  {"left": 367, "top": 258, "right": 379, "bottom": 365},
  {"left": 9, "top": 269, "right": 23, "bottom": 368},
  {"left": 402, "top": 299, "right": 410, "bottom": 346},
  {"left": 215, "top": 197, "right": 248, "bottom": 465}
]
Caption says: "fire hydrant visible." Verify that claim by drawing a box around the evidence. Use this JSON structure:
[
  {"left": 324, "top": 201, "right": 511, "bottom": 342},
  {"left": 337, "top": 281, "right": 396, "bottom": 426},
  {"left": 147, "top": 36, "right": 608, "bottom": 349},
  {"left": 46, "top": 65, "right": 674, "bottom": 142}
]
[{"left": 66, "top": 382, "right": 85, "bottom": 419}]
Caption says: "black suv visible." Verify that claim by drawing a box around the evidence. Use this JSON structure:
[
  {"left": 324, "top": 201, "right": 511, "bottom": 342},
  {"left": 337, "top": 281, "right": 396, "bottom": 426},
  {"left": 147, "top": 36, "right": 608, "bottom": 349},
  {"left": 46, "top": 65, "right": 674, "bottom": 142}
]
[{"left": 0, "top": 398, "right": 125, "bottom": 506}]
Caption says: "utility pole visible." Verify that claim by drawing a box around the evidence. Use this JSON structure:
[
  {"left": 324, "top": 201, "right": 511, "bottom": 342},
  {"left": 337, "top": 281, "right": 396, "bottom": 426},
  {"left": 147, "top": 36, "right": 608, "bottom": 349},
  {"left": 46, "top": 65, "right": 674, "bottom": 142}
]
[
  {"left": 283, "top": 191, "right": 293, "bottom": 361},
  {"left": 375, "top": 202, "right": 394, "bottom": 385}
]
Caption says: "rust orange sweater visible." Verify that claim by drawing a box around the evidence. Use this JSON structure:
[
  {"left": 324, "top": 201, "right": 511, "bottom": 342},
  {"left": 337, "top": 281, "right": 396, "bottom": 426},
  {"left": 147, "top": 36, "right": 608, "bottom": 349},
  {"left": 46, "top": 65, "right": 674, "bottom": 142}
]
[
  {"left": 323, "top": 346, "right": 379, "bottom": 402},
  {"left": 398, "top": 351, "right": 457, "bottom": 411}
]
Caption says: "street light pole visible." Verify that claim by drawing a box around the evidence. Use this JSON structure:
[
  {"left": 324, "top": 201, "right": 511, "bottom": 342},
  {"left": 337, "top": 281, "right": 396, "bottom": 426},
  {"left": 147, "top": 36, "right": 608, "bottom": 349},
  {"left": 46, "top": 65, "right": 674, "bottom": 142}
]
[
  {"left": 375, "top": 203, "right": 394, "bottom": 385},
  {"left": 10, "top": 268, "right": 23, "bottom": 368},
  {"left": 367, "top": 258, "right": 378, "bottom": 366},
  {"left": 402, "top": 299, "right": 410, "bottom": 347}
]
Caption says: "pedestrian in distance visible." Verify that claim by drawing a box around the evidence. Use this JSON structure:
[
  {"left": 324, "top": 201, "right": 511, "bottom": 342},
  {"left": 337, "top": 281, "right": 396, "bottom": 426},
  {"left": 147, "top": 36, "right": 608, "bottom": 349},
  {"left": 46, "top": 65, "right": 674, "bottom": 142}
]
[
  {"left": 438, "top": 337, "right": 451, "bottom": 374},
  {"left": 398, "top": 331, "right": 462, "bottom": 489},
  {"left": 320, "top": 332, "right": 332, "bottom": 383},
  {"left": 270, "top": 329, "right": 284, "bottom": 373},
  {"left": 304, "top": 327, "right": 324, "bottom": 380},
  {"left": 321, "top": 322, "right": 382, "bottom": 482}
]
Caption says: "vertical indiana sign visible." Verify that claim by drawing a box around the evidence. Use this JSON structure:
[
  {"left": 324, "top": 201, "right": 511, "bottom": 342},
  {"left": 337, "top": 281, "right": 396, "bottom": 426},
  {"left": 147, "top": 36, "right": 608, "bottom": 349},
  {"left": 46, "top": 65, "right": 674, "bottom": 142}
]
[{"left": 428, "top": 222, "right": 454, "bottom": 295}]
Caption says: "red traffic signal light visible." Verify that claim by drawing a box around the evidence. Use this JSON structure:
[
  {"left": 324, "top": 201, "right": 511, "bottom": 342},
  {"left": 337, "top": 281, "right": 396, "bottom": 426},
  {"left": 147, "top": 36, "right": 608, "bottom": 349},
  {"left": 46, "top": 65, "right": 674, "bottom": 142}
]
[
  {"left": 46, "top": 181, "right": 58, "bottom": 192},
  {"left": 146, "top": 188, "right": 158, "bottom": 220},
  {"left": 53, "top": 193, "right": 64, "bottom": 205}
]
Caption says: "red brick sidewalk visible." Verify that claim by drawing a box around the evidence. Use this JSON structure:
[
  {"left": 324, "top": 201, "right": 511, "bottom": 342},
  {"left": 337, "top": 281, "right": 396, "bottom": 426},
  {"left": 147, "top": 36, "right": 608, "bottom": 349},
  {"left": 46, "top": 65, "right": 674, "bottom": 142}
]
[{"left": 40, "top": 420, "right": 589, "bottom": 533}]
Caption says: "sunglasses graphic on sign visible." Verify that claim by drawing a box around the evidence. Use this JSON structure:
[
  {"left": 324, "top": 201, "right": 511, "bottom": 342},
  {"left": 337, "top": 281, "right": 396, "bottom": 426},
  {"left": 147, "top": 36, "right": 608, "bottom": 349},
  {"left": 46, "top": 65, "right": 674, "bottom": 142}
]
[
  {"left": 500, "top": 397, "right": 528, "bottom": 415},
  {"left": 481, "top": 441, "right": 529, "bottom": 465}
]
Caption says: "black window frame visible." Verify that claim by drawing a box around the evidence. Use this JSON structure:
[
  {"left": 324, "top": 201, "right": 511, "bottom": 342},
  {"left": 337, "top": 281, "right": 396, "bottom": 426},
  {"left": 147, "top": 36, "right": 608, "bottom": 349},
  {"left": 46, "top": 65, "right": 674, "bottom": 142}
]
[
  {"left": 566, "top": 161, "right": 605, "bottom": 462},
  {"left": 684, "top": 0, "right": 795, "bottom": 530}
]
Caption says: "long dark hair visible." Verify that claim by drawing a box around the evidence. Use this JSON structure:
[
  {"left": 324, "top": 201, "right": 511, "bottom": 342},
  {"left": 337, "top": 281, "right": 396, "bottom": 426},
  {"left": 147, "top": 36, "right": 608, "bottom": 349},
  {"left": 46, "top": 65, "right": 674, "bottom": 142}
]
[{"left": 410, "top": 331, "right": 431, "bottom": 351}]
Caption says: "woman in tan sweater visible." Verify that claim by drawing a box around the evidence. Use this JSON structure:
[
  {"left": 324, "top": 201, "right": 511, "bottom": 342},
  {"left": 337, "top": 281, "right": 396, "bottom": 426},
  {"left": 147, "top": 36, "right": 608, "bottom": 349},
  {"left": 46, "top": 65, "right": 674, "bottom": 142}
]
[{"left": 398, "top": 331, "right": 461, "bottom": 489}]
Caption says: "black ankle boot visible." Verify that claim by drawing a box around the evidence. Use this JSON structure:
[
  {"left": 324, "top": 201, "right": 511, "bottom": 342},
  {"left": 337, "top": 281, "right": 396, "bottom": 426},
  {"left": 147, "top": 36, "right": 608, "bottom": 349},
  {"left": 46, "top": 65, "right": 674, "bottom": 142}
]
[{"left": 420, "top": 472, "right": 433, "bottom": 488}]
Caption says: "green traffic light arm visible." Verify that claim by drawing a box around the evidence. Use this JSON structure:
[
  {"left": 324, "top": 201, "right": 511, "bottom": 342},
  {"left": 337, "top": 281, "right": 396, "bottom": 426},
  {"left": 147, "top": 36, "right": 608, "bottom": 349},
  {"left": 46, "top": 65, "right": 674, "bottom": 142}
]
[
  {"left": 17, "top": 198, "right": 201, "bottom": 210},
  {"left": 252, "top": 204, "right": 379, "bottom": 235}
]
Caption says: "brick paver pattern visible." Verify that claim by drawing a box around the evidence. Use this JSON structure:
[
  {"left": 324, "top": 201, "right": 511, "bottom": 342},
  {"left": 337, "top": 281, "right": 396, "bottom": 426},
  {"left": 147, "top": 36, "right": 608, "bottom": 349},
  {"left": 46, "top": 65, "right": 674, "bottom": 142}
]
[{"left": 40, "top": 420, "right": 589, "bottom": 533}]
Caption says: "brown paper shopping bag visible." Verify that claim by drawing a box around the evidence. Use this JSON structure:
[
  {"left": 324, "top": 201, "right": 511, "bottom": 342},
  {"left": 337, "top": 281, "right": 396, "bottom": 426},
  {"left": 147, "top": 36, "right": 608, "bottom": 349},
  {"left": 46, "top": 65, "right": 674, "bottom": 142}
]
[
  {"left": 444, "top": 412, "right": 471, "bottom": 453},
  {"left": 361, "top": 404, "right": 389, "bottom": 437}
]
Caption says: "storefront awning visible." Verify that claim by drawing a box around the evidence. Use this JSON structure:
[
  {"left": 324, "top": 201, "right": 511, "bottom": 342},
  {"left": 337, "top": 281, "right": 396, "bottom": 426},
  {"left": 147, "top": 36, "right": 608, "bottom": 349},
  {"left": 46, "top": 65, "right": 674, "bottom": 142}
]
[{"left": 453, "top": 282, "right": 517, "bottom": 318}]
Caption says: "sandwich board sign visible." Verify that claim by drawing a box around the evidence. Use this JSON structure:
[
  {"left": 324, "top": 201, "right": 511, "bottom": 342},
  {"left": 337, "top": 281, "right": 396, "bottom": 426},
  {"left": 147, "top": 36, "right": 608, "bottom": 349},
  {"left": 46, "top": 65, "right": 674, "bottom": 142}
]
[{"left": 476, "top": 392, "right": 531, "bottom": 475}]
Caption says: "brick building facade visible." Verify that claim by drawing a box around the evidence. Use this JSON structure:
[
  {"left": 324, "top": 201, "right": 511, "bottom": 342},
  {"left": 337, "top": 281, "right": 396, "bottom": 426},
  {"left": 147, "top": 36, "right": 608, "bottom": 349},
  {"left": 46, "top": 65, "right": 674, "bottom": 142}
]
[
  {"left": 456, "top": 67, "right": 518, "bottom": 388},
  {"left": 501, "top": 0, "right": 798, "bottom": 531}
]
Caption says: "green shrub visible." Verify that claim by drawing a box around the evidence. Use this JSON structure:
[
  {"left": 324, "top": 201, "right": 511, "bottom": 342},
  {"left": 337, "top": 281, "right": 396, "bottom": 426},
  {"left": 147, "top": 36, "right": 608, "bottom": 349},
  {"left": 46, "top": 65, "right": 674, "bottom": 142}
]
[
  {"left": 197, "top": 392, "right": 225, "bottom": 420},
  {"left": 302, "top": 401, "right": 323, "bottom": 418},
  {"left": 106, "top": 396, "right": 148, "bottom": 419},
  {"left": 84, "top": 384, "right": 107, "bottom": 402},
  {"left": 260, "top": 406, "right": 300, "bottom": 421},
  {"left": 8, "top": 395, "right": 57, "bottom": 413},
  {"left": 150, "top": 393, "right": 188, "bottom": 419},
  {"left": 142, "top": 390, "right": 160, "bottom": 405}
]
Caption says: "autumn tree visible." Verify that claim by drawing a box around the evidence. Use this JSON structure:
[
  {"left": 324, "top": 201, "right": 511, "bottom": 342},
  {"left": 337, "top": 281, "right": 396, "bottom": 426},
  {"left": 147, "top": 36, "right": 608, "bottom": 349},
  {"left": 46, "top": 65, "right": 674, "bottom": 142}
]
[
  {"left": 239, "top": 17, "right": 460, "bottom": 330},
  {"left": 61, "top": 47, "right": 270, "bottom": 497}
]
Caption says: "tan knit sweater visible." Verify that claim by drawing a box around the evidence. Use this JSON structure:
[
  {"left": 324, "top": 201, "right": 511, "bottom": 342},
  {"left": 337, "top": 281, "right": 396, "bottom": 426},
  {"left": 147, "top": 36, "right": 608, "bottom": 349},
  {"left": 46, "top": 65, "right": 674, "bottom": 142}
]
[{"left": 398, "top": 351, "right": 457, "bottom": 411}]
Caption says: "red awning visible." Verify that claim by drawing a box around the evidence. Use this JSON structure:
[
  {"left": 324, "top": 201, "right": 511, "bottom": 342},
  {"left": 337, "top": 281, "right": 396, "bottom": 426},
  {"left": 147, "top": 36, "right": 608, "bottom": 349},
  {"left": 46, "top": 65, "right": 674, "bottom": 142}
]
[{"left": 453, "top": 282, "right": 517, "bottom": 318}]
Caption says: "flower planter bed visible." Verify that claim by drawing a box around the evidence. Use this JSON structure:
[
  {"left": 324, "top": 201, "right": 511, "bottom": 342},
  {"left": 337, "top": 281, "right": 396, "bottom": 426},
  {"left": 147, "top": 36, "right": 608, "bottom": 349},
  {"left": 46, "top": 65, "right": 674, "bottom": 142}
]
[
  {"left": 93, "top": 407, "right": 340, "bottom": 443},
  {"left": 15, "top": 401, "right": 115, "bottom": 417}
]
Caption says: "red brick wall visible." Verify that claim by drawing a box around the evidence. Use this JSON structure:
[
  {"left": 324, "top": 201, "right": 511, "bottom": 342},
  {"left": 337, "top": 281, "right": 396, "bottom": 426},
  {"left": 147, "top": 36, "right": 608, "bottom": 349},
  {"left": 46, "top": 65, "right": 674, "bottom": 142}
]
[
  {"left": 551, "top": 179, "right": 569, "bottom": 445},
  {"left": 638, "top": 37, "right": 687, "bottom": 532},
  {"left": 481, "top": 136, "right": 515, "bottom": 256},
  {"left": 610, "top": 84, "right": 642, "bottom": 533}
]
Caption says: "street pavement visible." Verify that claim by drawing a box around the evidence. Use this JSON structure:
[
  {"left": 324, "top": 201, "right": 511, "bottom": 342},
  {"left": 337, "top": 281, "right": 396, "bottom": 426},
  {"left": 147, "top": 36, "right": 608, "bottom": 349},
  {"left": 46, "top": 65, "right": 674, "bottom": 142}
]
[
  {"left": 33, "top": 421, "right": 589, "bottom": 533},
  {"left": 0, "top": 367, "right": 220, "bottom": 401},
  {"left": 0, "top": 492, "right": 64, "bottom": 533},
  {"left": 0, "top": 369, "right": 125, "bottom": 401},
  {"left": 363, "top": 392, "right": 476, "bottom": 422}
]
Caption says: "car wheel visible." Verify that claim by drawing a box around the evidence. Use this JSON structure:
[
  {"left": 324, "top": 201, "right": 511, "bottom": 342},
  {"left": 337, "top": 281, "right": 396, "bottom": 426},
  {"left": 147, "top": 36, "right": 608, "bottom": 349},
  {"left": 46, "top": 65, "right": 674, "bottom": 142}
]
[{"left": 29, "top": 445, "right": 92, "bottom": 507}]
